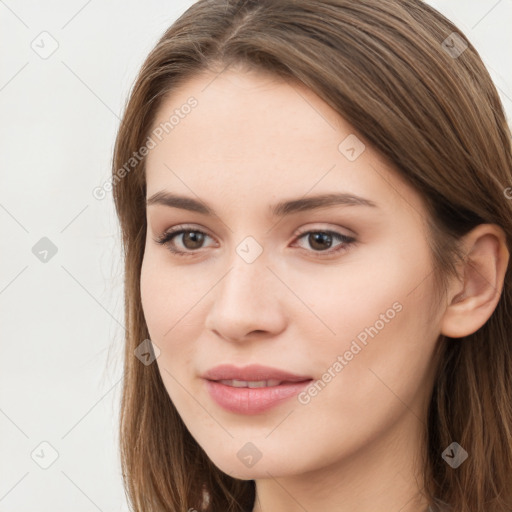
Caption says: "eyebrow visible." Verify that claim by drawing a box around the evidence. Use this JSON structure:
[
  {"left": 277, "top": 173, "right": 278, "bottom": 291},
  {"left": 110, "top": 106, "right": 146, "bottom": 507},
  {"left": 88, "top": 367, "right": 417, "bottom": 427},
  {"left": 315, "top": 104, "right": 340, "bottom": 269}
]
[{"left": 146, "top": 191, "right": 378, "bottom": 217}]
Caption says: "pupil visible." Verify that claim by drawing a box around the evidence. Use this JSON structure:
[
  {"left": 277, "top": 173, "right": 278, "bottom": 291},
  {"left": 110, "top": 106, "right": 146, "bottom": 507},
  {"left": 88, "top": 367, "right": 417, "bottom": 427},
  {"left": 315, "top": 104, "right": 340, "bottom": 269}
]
[
  {"left": 184, "top": 231, "right": 204, "bottom": 249},
  {"left": 310, "top": 232, "right": 332, "bottom": 251}
]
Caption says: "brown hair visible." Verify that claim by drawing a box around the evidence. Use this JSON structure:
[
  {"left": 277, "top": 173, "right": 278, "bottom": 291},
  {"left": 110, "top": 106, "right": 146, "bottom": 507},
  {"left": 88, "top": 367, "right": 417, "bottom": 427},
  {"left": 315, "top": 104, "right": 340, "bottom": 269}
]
[{"left": 111, "top": 1, "right": 512, "bottom": 510}]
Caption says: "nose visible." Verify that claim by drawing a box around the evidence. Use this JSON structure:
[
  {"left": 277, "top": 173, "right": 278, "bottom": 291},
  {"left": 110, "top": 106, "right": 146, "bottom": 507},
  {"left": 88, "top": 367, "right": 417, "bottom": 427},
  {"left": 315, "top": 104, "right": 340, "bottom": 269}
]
[{"left": 204, "top": 253, "right": 287, "bottom": 343}]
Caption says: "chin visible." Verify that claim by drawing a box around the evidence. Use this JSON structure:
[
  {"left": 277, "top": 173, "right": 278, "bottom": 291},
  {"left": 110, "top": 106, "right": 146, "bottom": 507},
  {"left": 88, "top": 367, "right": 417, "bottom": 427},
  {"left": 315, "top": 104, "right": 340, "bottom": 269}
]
[{"left": 203, "top": 446, "right": 303, "bottom": 481}]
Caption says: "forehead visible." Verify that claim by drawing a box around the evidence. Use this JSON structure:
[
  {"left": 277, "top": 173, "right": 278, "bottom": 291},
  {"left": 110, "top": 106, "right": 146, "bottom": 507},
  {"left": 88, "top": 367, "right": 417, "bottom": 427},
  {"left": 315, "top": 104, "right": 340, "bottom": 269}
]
[
  {"left": 148, "top": 68, "right": 344, "bottom": 157},
  {"left": 144, "top": 68, "right": 425, "bottom": 219}
]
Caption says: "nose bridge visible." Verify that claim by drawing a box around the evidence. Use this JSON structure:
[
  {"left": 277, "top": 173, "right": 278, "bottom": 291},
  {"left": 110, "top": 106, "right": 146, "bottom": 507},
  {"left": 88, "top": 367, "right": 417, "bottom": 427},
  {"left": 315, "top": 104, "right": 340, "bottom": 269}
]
[
  {"left": 205, "top": 242, "right": 285, "bottom": 340},
  {"left": 219, "top": 244, "right": 271, "bottom": 310}
]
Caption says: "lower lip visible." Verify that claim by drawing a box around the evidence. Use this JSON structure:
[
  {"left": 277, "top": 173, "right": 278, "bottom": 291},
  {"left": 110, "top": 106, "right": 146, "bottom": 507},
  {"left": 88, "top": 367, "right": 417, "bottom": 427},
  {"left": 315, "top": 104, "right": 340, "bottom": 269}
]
[{"left": 204, "top": 379, "right": 312, "bottom": 414}]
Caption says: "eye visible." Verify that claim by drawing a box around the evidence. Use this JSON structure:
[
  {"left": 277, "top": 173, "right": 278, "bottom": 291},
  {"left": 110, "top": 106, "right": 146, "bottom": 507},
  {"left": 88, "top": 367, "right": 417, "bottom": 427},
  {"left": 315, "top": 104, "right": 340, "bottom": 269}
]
[
  {"left": 153, "top": 225, "right": 356, "bottom": 258},
  {"left": 292, "top": 229, "right": 356, "bottom": 257},
  {"left": 153, "top": 226, "right": 215, "bottom": 257}
]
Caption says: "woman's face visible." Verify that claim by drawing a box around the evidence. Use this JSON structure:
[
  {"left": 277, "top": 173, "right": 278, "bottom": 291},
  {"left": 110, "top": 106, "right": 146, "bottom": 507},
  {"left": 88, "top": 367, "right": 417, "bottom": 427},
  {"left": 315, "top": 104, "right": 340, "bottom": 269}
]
[{"left": 141, "top": 68, "right": 444, "bottom": 482}]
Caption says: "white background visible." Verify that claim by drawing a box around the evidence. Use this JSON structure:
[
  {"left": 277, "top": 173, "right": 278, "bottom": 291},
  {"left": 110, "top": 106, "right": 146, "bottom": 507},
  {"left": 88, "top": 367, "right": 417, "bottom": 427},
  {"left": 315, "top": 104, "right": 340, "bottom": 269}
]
[{"left": 0, "top": 1, "right": 511, "bottom": 510}]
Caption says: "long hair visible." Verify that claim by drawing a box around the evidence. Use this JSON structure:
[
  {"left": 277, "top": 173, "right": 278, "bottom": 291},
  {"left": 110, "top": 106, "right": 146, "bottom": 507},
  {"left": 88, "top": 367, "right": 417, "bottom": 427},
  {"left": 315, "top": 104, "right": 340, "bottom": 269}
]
[{"left": 111, "top": 1, "right": 512, "bottom": 510}]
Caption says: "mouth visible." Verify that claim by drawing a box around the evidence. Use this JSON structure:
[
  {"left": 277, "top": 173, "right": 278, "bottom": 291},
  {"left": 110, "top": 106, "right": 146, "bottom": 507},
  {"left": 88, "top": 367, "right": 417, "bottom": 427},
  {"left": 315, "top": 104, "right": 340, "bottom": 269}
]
[
  {"left": 201, "top": 364, "right": 313, "bottom": 414},
  {"left": 202, "top": 363, "right": 312, "bottom": 383},
  {"left": 215, "top": 379, "right": 301, "bottom": 388}
]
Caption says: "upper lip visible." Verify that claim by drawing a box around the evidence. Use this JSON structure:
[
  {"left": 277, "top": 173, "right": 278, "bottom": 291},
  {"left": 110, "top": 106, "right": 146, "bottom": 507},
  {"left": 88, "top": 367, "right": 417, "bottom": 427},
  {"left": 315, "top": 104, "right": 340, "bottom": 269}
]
[{"left": 202, "top": 364, "right": 313, "bottom": 383}]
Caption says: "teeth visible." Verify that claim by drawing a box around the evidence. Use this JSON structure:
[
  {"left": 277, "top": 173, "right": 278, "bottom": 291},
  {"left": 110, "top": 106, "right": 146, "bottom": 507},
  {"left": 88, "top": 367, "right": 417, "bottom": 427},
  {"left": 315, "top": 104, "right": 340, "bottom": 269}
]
[{"left": 218, "top": 379, "right": 282, "bottom": 388}]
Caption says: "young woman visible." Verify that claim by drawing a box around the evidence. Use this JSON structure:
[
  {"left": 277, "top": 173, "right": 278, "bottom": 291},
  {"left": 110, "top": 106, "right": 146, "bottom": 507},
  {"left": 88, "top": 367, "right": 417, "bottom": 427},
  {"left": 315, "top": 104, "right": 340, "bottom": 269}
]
[{"left": 111, "top": 1, "right": 512, "bottom": 511}]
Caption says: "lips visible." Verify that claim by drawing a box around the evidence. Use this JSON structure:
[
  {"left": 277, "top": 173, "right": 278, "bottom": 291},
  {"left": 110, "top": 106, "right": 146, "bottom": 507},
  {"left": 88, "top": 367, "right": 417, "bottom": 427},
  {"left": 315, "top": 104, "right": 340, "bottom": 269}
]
[
  {"left": 202, "top": 364, "right": 313, "bottom": 414},
  {"left": 217, "top": 379, "right": 282, "bottom": 388},
  {"left": 202, "top": 363, "right": 312, "bottom": 383}
]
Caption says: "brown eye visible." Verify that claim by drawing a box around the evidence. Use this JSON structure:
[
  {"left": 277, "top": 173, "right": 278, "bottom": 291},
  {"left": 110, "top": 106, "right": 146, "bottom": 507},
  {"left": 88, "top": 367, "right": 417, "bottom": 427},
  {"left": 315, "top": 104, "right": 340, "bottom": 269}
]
[
  {"left": 180, "top": 231, "right": 205, "bottom": 250},
  {"left": 154, "top": 227, "right": 214, "bottom": 257},
  {"left": 294, "top": 230, "right": 356, "bottom": 256},
  {"left": 154, "top": 226, "right": 355, "bottom": 259},
  {"left": 307, "top": 232, "right": 333, "bottom": 251}
]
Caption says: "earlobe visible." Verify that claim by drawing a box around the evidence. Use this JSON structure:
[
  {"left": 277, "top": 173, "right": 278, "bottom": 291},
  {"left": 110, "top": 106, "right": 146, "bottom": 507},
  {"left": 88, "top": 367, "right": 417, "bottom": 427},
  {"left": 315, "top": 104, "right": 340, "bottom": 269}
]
[{"left": 440, "top": 224, "right": 510, "bottom": 339}]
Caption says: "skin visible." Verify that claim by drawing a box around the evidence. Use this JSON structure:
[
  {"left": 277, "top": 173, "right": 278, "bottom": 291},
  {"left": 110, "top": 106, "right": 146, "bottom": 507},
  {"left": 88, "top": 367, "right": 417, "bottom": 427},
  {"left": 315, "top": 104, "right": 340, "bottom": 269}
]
[{"left": 140, "top": 67, "right": 509, "bottom": 512}]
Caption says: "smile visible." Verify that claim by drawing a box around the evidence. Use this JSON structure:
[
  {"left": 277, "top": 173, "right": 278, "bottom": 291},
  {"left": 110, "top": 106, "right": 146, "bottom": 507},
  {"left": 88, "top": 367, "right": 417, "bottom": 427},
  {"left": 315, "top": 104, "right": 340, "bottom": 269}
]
[{"left": 204, "top": 379, "right": 313, "bottom": 414}]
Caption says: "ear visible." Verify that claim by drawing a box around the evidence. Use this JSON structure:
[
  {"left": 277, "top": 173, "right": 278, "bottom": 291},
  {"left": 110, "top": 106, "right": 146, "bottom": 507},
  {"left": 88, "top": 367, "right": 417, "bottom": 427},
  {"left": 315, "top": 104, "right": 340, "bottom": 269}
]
[{"left": 440, "top": 224, "right": 510, "bottom": 338}]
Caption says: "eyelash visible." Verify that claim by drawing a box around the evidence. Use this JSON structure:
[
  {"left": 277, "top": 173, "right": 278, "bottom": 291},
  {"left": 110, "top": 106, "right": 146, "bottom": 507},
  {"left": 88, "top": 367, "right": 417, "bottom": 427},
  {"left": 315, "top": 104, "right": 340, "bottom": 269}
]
[{"left": 153, "top": 225, "right": 356, "bottom": 258}]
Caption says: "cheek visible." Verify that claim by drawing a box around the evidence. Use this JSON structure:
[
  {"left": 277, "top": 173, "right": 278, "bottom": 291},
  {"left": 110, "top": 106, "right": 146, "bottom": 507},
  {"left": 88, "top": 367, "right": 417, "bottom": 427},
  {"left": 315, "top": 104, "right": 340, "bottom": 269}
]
[
  {"left": 140, "top": 251, "right": 205, "bottom": 380},
  {"left": 283, "top": 243, "right": 431, "bottom": 349},
  {"left": 293, "top": 239, "right": 436, "bottom": 379},
  {"left": 297, "top": 250, "right": 437, "bottom": 424},
  {"left": 140, "top": 255, "right": 166, "bottom": 338},
  {"left": 140, "top": 249, "right": 201, "bottom": 338},
  {"left": 140, "top": 257, "right": 196, "bottom": 413}
]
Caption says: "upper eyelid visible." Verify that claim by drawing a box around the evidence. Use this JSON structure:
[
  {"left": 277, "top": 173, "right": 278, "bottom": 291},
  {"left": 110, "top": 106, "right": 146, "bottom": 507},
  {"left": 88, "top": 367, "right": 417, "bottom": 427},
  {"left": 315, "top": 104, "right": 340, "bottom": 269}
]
[
  {"left": 157, "top": 224, "right": 355, "bottom": 247},
  {"left": 158, "top": 223, "right": 354, "bottom": 240},
  {"left": 160, "top": 224, "right": 214, "bottom": 241},
  {"left": 154, "top": 224, "right": 357, "bottom": 263}
]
